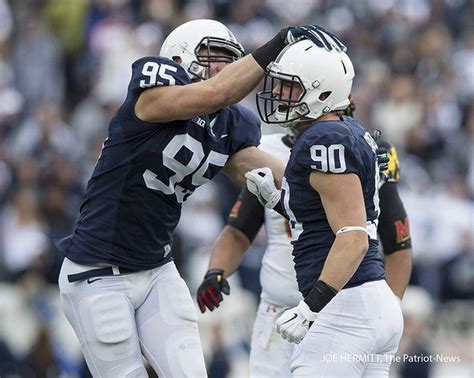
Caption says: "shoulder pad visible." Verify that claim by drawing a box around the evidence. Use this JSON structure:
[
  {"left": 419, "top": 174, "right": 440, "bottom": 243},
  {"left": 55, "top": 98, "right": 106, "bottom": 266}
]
[{"left": 297, "top": 121, "right": 363, "bottom": 175}]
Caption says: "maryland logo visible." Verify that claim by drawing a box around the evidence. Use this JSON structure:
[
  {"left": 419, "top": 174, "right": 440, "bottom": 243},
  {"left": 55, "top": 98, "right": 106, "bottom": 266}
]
[
  {"left": 395, "top": 217, "right": 410, "bottom": 244},
  {"left": 384, "top": 146, "right": 401, "bottom": 182},
  {"left": 229, "top": 200, "right": 241, "bottom": 219}
]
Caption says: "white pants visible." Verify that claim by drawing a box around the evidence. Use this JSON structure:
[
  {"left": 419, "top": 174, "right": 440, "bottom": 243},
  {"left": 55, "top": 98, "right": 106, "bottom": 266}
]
[
  {"left": 291, "top": 280, "right": 403, "bottom": 377},
  {"left": 59, "top": 258, "right": 207, "bottom": 378},
  {"left": 249, "top": 301, "right": 295, "bottom": 377}
]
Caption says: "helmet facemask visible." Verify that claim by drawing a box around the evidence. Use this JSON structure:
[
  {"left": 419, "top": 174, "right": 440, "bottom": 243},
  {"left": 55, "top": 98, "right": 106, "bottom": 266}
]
[
  {"left": 190, "top": 36, "right": 244, "bottom": 80},
  {"left": 256, "top": 66, "right": 309, "bottom": 128}
]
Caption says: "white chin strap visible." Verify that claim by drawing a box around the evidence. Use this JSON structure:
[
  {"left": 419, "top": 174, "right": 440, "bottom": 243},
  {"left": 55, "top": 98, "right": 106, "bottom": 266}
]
[{"left": 336, "top": 226, "right": 369, "bottom": 236}]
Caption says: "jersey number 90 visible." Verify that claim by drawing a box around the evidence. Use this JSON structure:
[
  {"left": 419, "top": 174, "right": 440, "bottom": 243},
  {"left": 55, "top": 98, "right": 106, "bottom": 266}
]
[{"left": 310, "top": 144, "right": 346, "bottom": 173}]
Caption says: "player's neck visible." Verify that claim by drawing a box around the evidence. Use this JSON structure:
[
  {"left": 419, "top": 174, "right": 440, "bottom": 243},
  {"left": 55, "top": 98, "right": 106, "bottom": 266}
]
[{"left": 294, "top": 113, "right": 339, "bottom": 133}]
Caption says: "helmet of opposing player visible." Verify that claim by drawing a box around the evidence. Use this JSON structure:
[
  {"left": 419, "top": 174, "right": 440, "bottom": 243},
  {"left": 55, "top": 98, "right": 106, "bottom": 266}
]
[
  {"left": 159, "top": 19, "right": 244, "bottom": 80},
  {"left": 256, "top": 39, "right": 355, "bottom": 128}
]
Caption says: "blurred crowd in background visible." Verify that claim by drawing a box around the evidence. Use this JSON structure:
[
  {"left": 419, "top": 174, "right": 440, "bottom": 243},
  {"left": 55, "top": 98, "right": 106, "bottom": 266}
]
[{"left": 0, "top": 0, "right": 472, "bottom": 377}]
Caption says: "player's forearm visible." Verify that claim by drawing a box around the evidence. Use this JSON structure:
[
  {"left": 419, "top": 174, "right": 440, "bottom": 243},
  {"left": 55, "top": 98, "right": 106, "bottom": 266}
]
[
  {"left": 224, "top": 147, "right": 286, "bottom": 188},
  {"left": 208, "top": 226, "right": 251, "bottom": 278},
  {"left": 207, "top": 55, "right": 265, "bottom": 108},
  {"left": 319, "top": 233, "right": 369, "bottom": 290},
  {"left": 384, "top": 248, "right": 412, "bottom": 299}
]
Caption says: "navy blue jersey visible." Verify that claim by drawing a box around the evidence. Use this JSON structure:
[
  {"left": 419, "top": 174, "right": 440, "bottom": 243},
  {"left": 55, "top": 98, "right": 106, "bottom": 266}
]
[
  {"left": 281, "top": 116, "right": 385, "bottom": 296},
  {"left": 57, "top": 56, "right": 261, "bottom": 270}
]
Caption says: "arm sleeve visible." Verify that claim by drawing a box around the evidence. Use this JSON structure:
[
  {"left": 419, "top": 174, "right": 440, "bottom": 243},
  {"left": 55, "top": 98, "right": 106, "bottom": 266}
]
[
  {"left": 226, "top": 187, "right": 265, "bottom": 243},
  {"left": 378, "top": 182, "right": 412, "bottom": 254}
]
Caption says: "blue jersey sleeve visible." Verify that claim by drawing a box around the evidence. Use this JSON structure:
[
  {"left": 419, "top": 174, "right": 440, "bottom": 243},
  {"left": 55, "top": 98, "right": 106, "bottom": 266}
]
[
  {"left": 115, "top": 56, "right": 190, "bottom": 129},
  {"left": 227, "top": 104, "right": 262, "bottom": 152},
  {"left": 128, "top": 56, "right": 190, "bottom": 96},
  {"left": 234, "top": 105, "right": 262, "bottom": 151},
  {"left": 294, "top": 122, "right": 365, "bottom": 177}
]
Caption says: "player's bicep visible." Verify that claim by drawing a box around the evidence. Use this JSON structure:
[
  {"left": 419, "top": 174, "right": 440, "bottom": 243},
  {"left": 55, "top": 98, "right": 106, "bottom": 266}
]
[
  {"left": 309, "top": 171, "right": 367, "bottom": 233},
  {"left": 223, "top": 146, "right": 285, "bottom": 187}
]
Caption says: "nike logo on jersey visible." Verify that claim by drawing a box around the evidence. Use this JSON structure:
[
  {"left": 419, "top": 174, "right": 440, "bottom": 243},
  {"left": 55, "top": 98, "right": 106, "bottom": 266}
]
[
  {"left": 280, "top": 313, "right": 298, "bottom": 325},
  {"left": 87, "top": 278, "right": 103, "bottom": 284},
  {"left": 220, "top": 134, "right": 229, "bottom": 139}
]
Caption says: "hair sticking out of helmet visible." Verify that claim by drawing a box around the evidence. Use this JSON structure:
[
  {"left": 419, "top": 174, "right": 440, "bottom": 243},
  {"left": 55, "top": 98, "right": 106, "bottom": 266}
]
[
  {"left": 160, "top": 19, "right": 244, "bottom": 80},
  {"left": 256, "top": 39, "right": 354, "bottom": 128},
  {"left": 343, "top": 94, "right": 356, "bottom": 117}
]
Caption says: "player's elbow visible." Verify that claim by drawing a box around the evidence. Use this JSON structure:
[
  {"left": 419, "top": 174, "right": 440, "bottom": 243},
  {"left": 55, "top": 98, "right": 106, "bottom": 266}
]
[{"left": 352, "top": 234, "right": 369, "bottom": 257}]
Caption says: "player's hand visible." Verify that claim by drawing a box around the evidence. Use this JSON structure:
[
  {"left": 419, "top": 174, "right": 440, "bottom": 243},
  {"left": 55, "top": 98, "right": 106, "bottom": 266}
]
[
  {"left": 275, "top": 300, "right": 318, "bottom": 344},
  {"left": 372, "top": 129, "right": 390, "bottom": 181},
  {"left": 377, "top": 146, "right": 389, "bottom": 173},
  {"left": 245, "top": 167, "right": 281, "bottom": 209},
  {"left": 284, "top": 25, "right": 346, "bottom": 52},
  {"left": 196, "top": 269, "right": 230, "bottom": 313}
]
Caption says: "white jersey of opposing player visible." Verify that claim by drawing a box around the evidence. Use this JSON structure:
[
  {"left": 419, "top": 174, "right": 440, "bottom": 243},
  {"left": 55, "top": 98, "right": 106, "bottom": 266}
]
[{"left": 258, "top": 133, "right": 302, "bottom": 307}]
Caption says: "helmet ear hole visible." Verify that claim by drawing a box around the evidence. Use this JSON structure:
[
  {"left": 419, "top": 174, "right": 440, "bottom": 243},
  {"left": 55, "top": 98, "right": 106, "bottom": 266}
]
[
  {"left": 172, "top": 56, "right": 182, "bottom": 64},
  {"left": 319, "top": 91, "right": 332, "bottom": 101}
]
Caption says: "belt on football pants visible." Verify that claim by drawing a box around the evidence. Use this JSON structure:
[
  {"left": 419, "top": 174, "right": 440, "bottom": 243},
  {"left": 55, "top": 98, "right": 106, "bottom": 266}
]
[{"left": 67, "top": 266, "right": 138, "bottom": 282}]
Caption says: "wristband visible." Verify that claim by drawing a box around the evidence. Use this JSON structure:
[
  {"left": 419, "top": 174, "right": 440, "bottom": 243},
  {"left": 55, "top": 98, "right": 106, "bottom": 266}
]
[
  {"left": 251, "top": 29, "right": 287, "bottom": 70},
  {"left": 303, "top": 280, "right": 338, "bottom": 313},
  {"left": 204, "top": 268, "right": 224, "bottom": 278}
]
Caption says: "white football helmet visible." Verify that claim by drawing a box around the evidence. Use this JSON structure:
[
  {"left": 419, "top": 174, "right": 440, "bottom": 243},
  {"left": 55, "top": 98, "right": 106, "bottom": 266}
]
[
  {"left": 159, "top": 19, "right": 244, "bottom": 80},
  {"left": 256, "top": 39, "right": 355, "bottom": 128}
]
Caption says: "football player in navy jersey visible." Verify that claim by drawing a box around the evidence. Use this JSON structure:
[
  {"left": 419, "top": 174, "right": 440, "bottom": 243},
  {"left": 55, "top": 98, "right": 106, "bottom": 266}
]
[
  {"left": 197, "top": 100, "right": 412, "bottom": 376},
  {"left": 243, "top": 40, "right": 404, "bottom": 376},
  {"left": 56, "top": 19, "right": 346, "bottom": 377}
]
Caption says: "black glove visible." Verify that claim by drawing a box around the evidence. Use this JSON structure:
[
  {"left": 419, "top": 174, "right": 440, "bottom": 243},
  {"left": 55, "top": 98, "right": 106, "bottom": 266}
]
[
  {"left": 253, "top": 24, "right": 345, "bottom": 71},
  {"left": 286, "top": 25, "right": 347, "bottom": 51},
  {"left": 372, "top": 130, "right": 390, "bottom": 180},
  {"left": 196, "top": 269, "right": 230, "bottom": 313}
]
